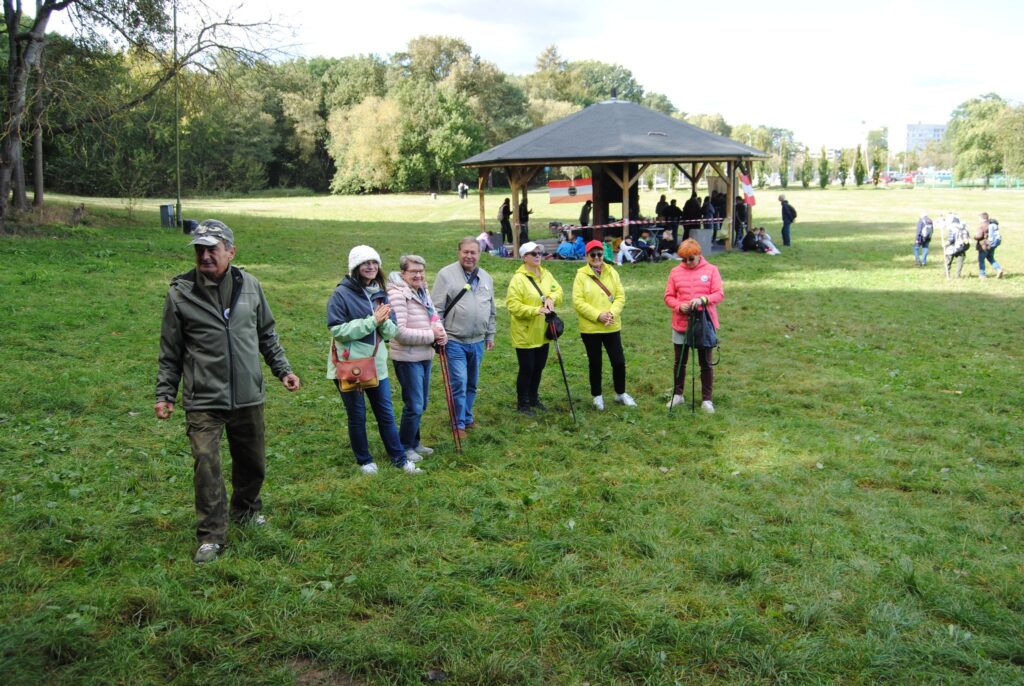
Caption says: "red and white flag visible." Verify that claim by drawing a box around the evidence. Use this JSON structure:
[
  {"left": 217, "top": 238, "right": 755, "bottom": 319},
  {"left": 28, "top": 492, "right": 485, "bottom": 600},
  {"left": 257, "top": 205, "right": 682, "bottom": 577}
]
[
  {"left": 548, "top": 178, "right": 593, "bottom": 204},
  {"left": 740, "top": 174, "right": 756, "bottom": 206}
]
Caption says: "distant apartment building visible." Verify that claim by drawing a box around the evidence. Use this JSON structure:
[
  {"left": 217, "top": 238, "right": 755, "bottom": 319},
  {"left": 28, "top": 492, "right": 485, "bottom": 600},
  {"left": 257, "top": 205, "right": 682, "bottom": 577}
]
[{"left": 906, "top": 124, "right": 946, "bottom": 152}]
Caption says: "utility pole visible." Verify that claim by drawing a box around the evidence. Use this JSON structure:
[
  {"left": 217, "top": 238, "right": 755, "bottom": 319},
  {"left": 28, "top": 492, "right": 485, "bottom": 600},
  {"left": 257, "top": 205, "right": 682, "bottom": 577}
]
[{"left": 173, "top": 0, "right": 182, "bottom": 228}]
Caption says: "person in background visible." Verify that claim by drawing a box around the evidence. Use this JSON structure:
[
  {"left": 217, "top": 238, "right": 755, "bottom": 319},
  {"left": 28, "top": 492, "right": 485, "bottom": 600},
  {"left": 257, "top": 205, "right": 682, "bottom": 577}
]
[
  {"left": 664, "top": 238, "right": 724, "bottom": 414},
  {"left": 327, "top": 246, "right": 421, "bottom": 475},
  {"left": 974, "top": 212, "right": 1004, "bottom": 279},
  {"left": 431, "top": 238, "right": 497, "bottom": 437},
  {"left": 573, "top": 239, "right": 635, "bottom": 411},
  {"left": 755, "top": 227, "right": 781, "bottom": 255},
  {"left": 943, "top": 213, "right": 970, "bottom": 279},
  {"left": 476, "top": 229, "right": 494, "bottom": 254},
  {"left": 506, "top": 241, "right": 564, "bottom": 415},
  {"left": 518, "top": 197, "right": 533, "bottom": 242},
  {"left": 498, "top": 198, "right": 513, "bottom": 246},
  {"left": 779, "top": 194, "right": 797, "bottom": 247},
  {"left": 579, "top": 200, "right": 593, "bottom": 227},
  {"left": 156, "top": 219, "right": 301, "bottom": 564},
  {"left": 387, "top": 255, "right": 447, "bottom": 464},
  {"left": 603, "top": 234, "right": 616, "bottom": 263},
  {"left": 914, "top": 212, "right": 933, "bottom": 266}
]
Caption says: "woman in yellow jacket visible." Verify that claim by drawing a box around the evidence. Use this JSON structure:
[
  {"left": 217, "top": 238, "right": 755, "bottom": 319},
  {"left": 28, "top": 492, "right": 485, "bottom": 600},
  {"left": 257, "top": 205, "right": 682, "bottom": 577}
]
[
  {"left": 572, "top": 239, "right": 636, "bottom": 410},
  {"left": 506, "top": 241, "right": 564, "bottom": 415}
]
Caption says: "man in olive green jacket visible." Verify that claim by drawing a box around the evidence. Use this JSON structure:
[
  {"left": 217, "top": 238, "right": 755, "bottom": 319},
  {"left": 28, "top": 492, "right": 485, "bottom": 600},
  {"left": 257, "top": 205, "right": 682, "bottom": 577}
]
[{"left": 155, "top": 220, "right": 301, "bottom": 563}]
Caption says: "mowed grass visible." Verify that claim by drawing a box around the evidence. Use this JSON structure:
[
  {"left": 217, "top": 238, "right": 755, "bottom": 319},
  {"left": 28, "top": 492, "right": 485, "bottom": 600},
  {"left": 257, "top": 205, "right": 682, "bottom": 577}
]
[{"left": 1, "top": 187, "right": 1022, "bottom": 685}]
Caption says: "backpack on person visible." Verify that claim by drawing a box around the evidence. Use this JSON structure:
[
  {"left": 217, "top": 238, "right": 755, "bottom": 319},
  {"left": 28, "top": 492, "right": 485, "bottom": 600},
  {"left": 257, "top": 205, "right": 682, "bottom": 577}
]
[
  {"left": 497, "top": 205, "right": 505, "bottom": 223},
  {"left": 987, "top": 220, "right": 1002, "bottom": 249},
  {"left": 945, "top": 224, "right": 970, "bottom": 256},
  {"left": 920, "top": 219, "right": 933, "bottom": 242}
]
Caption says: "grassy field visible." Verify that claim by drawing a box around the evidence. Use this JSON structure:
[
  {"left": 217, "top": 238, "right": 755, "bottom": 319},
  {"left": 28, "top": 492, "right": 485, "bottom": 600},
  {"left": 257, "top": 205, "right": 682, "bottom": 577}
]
[{"left": 1, "top": 186, "right": 1022, "bottom": 685}]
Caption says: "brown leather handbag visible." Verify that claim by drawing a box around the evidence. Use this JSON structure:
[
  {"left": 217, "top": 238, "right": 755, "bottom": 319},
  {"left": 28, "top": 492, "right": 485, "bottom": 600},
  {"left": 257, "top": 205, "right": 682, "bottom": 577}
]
[{"left": 331, "top": 337, "right": 381, "bottom": 392}]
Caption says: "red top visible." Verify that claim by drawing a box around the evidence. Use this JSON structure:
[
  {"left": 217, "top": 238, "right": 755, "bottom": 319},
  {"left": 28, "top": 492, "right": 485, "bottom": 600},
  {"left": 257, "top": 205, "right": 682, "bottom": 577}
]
[{"left": 663, "top": 257, "right": 724, "bottom": 332}]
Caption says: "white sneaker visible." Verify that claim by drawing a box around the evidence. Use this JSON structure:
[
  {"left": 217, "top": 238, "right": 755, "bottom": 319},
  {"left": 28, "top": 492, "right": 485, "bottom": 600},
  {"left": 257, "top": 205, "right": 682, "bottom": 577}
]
[
  {"left": 405, "top": 449, "right": 423, "bottom": 463},
  {"left": 615, "top": 393, "right": 637, "bottom": 407},
  {"left": 193, "top": 543, "right": 222, "bottom": 564},
  {"left": 666, "top": 394, "right": 685, "bottom": 408},
  {"left": 402, "top": 460, "right": 423, "bottom": 474},
  {"left": 360, "top": 463, "right": 379, "bottom": 475},
  {"left": 414, "top": 444, "right": 434, "bottom": 456},
  {"left": 593, "top": 395, "right": 605, "bottom": 410},
  {"left": 701, "top": 400, "right": 715, "bottom": 414}
]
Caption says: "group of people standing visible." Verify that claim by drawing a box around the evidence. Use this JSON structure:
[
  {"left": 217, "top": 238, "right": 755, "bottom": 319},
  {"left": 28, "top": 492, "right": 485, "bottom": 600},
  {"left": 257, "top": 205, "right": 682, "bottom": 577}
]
[
  {"left": 156, "top": 221, "right": 724, "bottom": 563},
  {"left": 915, "top": 211, "right": 1006, "bottom": 279}
]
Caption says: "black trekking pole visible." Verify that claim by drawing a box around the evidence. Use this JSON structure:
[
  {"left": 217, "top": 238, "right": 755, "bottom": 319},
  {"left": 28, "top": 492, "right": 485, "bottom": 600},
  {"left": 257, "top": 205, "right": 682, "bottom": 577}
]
[
  {"left": 436, "top": 345, "right": 462, "bottom": 454},
  {"left": 549, "top": 320, "right": 577, "bottom": 424},
  {"left": 668, "top": 308, "right": 699, "bottom": 416}
]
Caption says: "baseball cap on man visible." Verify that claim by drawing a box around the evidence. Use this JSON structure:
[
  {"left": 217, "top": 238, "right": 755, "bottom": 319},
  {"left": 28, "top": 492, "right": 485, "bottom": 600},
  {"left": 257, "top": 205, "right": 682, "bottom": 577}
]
[{"left": 188, "top": 219, "right": 234, "bottom": 247}]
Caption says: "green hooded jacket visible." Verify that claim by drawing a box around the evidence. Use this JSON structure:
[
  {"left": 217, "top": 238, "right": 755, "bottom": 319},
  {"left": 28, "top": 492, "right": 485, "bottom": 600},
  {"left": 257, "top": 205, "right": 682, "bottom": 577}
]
[{"left": 156, "top": 266, "right": 292, "bottom": 410}]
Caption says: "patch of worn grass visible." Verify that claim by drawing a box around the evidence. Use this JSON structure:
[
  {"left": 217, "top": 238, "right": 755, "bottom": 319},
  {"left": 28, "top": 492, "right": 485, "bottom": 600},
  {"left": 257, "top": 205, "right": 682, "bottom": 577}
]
[{"left": 1, "top": 187, "right": 1022, "bottom": 685}]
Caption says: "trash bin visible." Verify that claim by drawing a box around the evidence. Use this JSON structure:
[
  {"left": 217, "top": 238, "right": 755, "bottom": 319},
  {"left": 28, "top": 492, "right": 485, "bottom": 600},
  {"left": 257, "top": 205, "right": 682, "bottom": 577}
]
[{"left": 159, "top": 204, "right": 175, "bottom": 228}]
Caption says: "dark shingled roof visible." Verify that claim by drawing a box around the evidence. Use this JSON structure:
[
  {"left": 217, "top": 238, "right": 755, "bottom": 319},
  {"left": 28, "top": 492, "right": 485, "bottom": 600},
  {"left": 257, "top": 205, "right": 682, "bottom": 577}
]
[{"left": 462, "top": 99, "right": 767, "bottom": 167}]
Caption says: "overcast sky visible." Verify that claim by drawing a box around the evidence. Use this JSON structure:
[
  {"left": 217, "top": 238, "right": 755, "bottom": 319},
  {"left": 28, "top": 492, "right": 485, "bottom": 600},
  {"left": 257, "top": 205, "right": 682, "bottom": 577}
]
[{"left": 67, "top": 0, "right": 1024, "bottom": 151}]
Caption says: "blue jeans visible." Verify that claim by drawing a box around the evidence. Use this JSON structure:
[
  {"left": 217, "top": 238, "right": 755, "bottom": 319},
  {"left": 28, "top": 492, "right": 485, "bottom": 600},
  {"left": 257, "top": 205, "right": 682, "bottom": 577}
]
[
  {"left": 977, "top": 246, "right": 1002, "bottom": 276},
  {"left": 393, "top": 359, "right": 432, "bottom": 452},
  {"left": 781, "top": 221, "right": 792, "bottom": 247},
  {"left": 336, "top": 377, "right": 406, "bottom": 467},
  {"left": 914, "top": 243, "right": 929, "bottom": 265},
  {"left": 445, "top": 339, "right": 484, "bottom": 429}
]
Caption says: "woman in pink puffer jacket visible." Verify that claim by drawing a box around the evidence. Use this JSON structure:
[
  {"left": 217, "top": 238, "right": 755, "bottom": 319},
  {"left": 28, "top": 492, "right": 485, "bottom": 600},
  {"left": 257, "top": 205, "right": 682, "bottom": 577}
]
[
  {"left": 663, "top": 239, "right": 724, "bottom": 413},
  {"left": 387, "top": 255, "right": 447, "bottom": 462}
]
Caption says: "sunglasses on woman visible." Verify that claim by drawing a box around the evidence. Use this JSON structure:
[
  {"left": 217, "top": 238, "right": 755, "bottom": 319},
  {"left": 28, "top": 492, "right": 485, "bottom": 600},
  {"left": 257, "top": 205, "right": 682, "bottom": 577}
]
[{"left": 587, "top": 251, "right": 603, "bottom": 258}]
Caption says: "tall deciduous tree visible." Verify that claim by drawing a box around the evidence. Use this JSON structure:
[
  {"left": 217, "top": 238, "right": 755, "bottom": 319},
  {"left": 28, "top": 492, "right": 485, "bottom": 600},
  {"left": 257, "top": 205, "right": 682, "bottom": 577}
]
[
  {"left": 1, "top": 0, "right": 275, "bottom": 229},
  {"left": 995, "top": 104, "right": 1024, "bottom": 178},
  {"left": 946, "top": 93, "right": 1008, "bottom": 185}
]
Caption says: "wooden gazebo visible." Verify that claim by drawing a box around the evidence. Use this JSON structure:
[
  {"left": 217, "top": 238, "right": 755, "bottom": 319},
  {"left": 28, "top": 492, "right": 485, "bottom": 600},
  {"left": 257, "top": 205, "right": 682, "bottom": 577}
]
[{"left": 460, "top": 98, "right": 768, "bottom": 256}]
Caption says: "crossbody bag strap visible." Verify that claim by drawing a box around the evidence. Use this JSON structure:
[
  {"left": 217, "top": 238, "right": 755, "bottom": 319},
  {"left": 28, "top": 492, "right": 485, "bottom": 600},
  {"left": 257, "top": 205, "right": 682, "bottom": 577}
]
[
  {"left": 526, "top": 273, "right": 547, "bottom": 301},
  {"left": 588, "top": 274, "right": 613, "bottom": 298},
  {"left": 442, "top": 286, "right": 469, "bottom": 320}
]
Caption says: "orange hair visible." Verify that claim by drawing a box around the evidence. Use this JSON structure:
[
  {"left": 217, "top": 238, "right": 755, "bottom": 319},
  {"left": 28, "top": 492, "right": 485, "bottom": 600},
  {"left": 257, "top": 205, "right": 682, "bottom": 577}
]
[{"left": 677, "top": 238, "right": 702, "bottom": 258}]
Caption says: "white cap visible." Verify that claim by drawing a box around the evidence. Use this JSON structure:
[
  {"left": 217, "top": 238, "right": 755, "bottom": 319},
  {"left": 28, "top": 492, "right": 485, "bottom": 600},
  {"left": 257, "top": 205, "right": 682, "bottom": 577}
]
[
  {"left": 519, "top": 241, "right": 542, "bottom": 257},
  {"left": 348, "top": 245, "right": 382, "bottom": 272}
]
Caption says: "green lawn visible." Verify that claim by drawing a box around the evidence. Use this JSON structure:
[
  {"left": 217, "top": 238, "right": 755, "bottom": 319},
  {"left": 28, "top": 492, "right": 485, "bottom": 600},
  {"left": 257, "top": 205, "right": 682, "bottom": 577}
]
[{"left": 1, "top": 187, "right": 1022, "bottom": 685}]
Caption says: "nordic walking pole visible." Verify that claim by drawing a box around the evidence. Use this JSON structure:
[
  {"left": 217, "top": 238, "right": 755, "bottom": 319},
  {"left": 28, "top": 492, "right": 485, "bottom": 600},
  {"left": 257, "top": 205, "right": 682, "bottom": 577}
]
[
  {"left": 669, "top": 340, "right": 685, "bottom": 416},
  {"left": 549, "top": 320, "right": 577, "bottom": 424},
  {"left": 689, "top": 308, "right": 700, "bottom": 414},
  {"left": 436, "top": 345, "right": 462, "bottom": 454}
]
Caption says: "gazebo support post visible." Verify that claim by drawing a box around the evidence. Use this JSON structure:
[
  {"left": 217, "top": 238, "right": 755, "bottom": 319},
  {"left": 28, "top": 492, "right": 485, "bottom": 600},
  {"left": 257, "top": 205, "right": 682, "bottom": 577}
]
[
  {"left": 477, "top": 168, "right": 488, "bottom": 231},
  {"left": 726, "top": 160, "right": 735, "bottom": 250}
]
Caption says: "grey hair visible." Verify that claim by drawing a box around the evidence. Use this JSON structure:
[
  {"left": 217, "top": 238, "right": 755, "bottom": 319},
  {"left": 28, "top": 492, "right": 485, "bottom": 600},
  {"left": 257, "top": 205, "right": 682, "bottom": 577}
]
[
  {"left": 399, "top": 254, "right": 426, "bottom": 271},
  {"left": 458, "top": 236, "right": 479, "bottom": 250}
]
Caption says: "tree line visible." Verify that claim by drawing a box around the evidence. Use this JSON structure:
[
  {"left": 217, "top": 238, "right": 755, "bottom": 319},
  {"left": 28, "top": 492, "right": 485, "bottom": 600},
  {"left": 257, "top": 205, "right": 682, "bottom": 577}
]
[{"left": 3, "top": 2, "right": 1022, "bottom": 233}]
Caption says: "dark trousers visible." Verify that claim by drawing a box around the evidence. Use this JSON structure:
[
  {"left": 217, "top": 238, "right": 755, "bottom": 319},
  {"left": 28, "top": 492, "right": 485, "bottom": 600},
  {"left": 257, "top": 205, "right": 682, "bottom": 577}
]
[
  {"left": 515, "top": 345, "right": 550, "bottom": 406},
  {"left": 673, "top": 345, "right": 714, "bottom": 401},
  {"left": 500, "top": 220, "right": 513, "bottom": 245},
  {"left": 186, "top": 405, "right": 266, "bottom": 545},
  {"left": 581, "top": 331, "right": 626, "bottom": 397},
  {"left": 781, "top": 221, "right": 792, "bottom": 247}
]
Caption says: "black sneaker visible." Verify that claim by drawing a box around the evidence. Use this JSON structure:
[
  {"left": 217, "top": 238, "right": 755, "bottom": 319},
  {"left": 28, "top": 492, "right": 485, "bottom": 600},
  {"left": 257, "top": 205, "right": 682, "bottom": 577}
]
[
  {"left": 517, "top": 404, "right": 535, "bottom": 416},
  {"left": 530, "top": 400, "right": 548, "bottom": 411}
]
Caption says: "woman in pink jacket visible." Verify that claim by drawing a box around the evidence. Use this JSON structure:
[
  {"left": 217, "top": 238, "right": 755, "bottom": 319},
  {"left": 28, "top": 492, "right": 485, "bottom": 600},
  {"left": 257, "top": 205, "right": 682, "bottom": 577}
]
[
  {"left": 387, "top": 255, "right": 447, "bottom": 462},
  {"left": 663, "top": 239, "right": 724, "bottom": 413}
]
